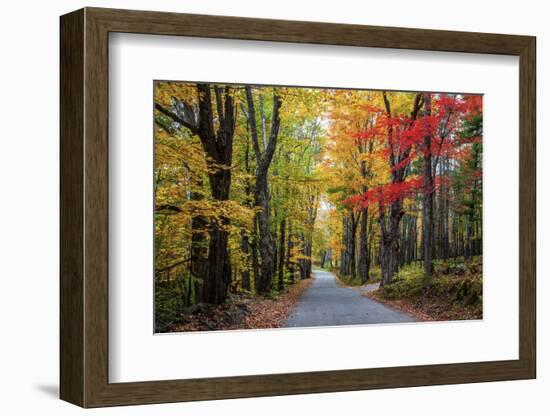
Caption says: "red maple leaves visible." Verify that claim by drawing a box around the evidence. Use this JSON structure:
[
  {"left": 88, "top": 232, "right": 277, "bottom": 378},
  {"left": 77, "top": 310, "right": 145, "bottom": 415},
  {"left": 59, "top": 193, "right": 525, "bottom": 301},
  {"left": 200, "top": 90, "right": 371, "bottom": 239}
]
[{"left": 341, "top": 93, "right": 481, "bottom": 212}]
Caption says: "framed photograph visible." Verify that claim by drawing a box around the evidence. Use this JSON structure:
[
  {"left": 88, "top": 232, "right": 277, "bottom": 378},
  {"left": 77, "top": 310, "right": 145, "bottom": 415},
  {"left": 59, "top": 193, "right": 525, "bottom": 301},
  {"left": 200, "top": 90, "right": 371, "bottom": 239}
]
[{"left": 60, "top": 7, "right": 536, "bottom": 408}]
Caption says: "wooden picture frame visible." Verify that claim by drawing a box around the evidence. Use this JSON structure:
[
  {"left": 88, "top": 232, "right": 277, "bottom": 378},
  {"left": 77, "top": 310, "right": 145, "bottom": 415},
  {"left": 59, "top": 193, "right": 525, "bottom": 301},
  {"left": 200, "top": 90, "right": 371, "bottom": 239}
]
[{"left": 60, "top": 7, "right": 536, "bottom": 408}]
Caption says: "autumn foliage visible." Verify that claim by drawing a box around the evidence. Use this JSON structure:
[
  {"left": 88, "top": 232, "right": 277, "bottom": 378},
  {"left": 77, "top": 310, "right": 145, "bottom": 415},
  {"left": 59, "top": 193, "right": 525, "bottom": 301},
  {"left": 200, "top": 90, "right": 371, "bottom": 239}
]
[{"left": 154, "top": 82, "right": 483, "bottom": 331}]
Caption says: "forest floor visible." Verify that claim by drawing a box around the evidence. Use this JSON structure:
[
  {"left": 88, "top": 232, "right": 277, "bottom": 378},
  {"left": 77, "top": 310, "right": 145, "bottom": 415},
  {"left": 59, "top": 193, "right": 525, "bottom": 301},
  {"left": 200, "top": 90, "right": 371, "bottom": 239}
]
[
  {"left": 170, "top": 278, "right": 313, "bottom": 332},
  {"left": 167, "top": 257, "right": 481, "bottom": 332},
  {"left": 362, "top": 257, "right": 483, "bottom": 322}
]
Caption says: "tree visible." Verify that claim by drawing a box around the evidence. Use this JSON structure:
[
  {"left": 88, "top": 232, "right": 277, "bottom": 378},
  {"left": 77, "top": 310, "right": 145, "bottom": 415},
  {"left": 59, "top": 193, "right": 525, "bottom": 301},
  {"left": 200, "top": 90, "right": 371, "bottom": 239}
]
[
  {"left": 422, "top": 92, "right": 434, "bottom": 282},
  {"left": 376, "top": 91, "right": 423, "bottom": 285},
  {"left": 340, "top": 92, "right": 482, "bottom": 285},
  {"left": 155, "top": 83, "right": 237, "bottom": 305},
  {"left": 244, "top": 86, "right": 282, "bottom": 294}
]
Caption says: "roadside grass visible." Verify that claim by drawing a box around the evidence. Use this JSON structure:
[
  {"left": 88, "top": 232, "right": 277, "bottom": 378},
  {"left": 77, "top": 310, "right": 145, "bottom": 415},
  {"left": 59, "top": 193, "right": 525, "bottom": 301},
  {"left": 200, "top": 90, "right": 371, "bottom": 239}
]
[
  {"left": 333, "top": 265, "right": 383, "bottom": 287},
  {"left": 367, "top": 256, "right": 483, "bottom": 321}
]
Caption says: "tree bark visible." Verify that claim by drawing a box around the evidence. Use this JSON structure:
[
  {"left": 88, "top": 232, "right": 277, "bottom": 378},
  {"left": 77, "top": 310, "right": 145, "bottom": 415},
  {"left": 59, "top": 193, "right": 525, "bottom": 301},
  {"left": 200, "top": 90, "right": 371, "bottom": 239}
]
[
  {"left": 422, "top": 93, "right": 434, "bottom": 282},
  {"left": 198, "top": 85, "right": 236, "bottom": 304},
  {"left": 340, "top": 211, "right": 358, "bottom": 278},
  {"left": 272, "top": 226, "right": 278, "bottom": 277},
  {"left": 438, "top": 157, "right": 449, "bottom": 260},
  {"left": 278, "top": 217, "right": 286, "bottom": 291},
  {"left": 190, "top": 189, "right": 208, "bottom": 302},
  {"left": 251, "top": 216, "right": 261, "bottom": 289},
  {"left": 340, "top": 215, "right": 350, "bottom": 276},
  {"left": 349, "top": 211, "right": 358, "bottom": 279},
  {"left": 357, "top": 134, "right": 373, "bottom": 283},
  {"left": 240, "top": 230, "right": 251, "bottom": 291},
  {"left": 286, "top": 220, "right": 295, "bottom": 284},
  {"left": 379, "top": 200, "right": 404, "bottom": 286},
  {"left": 358, "top": 208, "right": 370, "bottom": 283},
  {"left": 302, "top": 192, "right": 319, "bottom": 279},
  {"left": 240, "top": 124, "right": 253, "bottom": 291},
  {"left": 245, "top": 86, "right": 282, "bottom": 294},
  {"left": 300, "top": 237, "right": 313, "bottom": 280}
]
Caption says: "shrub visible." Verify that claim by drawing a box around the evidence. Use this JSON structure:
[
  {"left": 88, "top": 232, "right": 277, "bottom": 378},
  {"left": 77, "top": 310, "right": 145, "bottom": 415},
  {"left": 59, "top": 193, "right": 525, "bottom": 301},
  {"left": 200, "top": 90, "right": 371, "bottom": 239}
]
[{"left": 377, "top": 257, "right": 483, "bottom": 320}]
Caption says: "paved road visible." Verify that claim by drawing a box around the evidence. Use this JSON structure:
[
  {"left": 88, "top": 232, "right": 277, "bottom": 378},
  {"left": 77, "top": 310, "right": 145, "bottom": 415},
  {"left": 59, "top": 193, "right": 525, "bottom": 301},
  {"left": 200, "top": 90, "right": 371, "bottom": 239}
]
[{"left": 284, "top": 270, "right": 415, "bottom": 328}]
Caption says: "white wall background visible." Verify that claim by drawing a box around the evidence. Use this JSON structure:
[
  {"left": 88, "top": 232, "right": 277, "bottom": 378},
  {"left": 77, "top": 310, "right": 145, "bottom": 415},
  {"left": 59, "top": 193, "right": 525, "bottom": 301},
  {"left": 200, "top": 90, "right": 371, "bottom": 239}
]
[{"left": 0, "top": 0, "right": 545, "bottom": 414}]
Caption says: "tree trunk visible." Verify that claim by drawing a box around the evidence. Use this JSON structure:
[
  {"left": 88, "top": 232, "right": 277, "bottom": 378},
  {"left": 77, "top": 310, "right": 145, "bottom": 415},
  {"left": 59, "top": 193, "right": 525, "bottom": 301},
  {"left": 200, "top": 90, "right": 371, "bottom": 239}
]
[
  {"left": 465, "top": 219, "right": 472, "bottom": 260},
  {"left": 340, "top": 212, "right": 358, "bottom": 278},
  {"left": 379, "top": 200, "right": 404, "bottom": 286},
  {"left": 240, "top": 230, "right": 251, "bottom": 291},
  {"left": 306, "top": 240, "right": 313, "bottom": 278},
  {"left": 190, "top": 206, "right": 208, "bottom": 303},
  {"left": 358, "top": 208, "right": 369, "bottom": 283},
  {"left": 202, "top": 175, "right": 232, "bottom": 304},
  {"left": 286, "top": 220, "right": 295, "bottom": 284},
  {"left": 202, "top": 219, "right": 232, "bottom": 304},
  {"left": 409, "top": 215, "right": 417, "bottom": 264},
  {"left": 254, "top": 181, "right": 274, "bottom": 293},
  {"left": 366, "top": 211, "right": 373, "bottom": 274},
  {"left": 342, "top": 211, "right": 358, "bottom": 278},
  {"left": 278, "top": 217, "right": 286, "bottom": 291},
  {"left": 357, "top": 135, "right": 373, "bottom": 283},
  {"left": 240, "top": 130, "right": 253, "bottom": 292},
  {"left": 422, "top": 92, "right": 434, "bottom": 283},
  {"left": 439, "top": 156, "right": 450, "bottom": 260},
  {"left": 245, "top": 86, "right": 282, "bottom": 294},
  {"left": 299, "top": 235, "right": 307, "bottom": 280},
  {"left": 302, "top": 239, "right": 313, "bottom": 279},
  {"left": 378, "top": 92, "right": 423, "bottom": 286},
  {"left": 251, "top": 216, "right": 261, "bottom": 289},
  {"left": 196, "top": 84, "right": 235, "bottom": 305},
  {"left": 272, "top": 226, "right": 278, "bottom": 277},
  {"left": 350, "top": 213, "right": 357, "bottom": 279},
  {"left": 340, "top": 215, "right": 350, "bottom": 276}
]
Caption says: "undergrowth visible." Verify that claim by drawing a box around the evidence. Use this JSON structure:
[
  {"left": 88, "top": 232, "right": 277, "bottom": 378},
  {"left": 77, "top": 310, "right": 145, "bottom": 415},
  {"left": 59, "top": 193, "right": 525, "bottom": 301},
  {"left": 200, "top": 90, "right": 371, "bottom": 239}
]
[
  {"left": 373, "top": 256, "right": 482, "bottom": 321},
  {"left": 334, "top": 265, "right": 382, "bottom": 287}
]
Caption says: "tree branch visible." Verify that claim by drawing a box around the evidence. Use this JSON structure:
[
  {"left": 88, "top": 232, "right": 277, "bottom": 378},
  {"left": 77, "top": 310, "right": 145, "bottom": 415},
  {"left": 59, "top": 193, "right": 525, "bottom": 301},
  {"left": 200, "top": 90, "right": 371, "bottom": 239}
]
[
  {"left": 382, "top": 91, "right": 396, "bottom": 168},
  {"left": 156, "top": 257, "right": 191, "bottom": 273},
  {"left": 259, "top": 94, "right": 282, "bottom": 174},
  {"left": 223, "top": 86, "right": 236, "bottom": 143},
  {"left": 196, "top": 83, "right": 219, "bottom": 160},
  {"left": 411, "top": 93, "right": 424, "bottom": 120},
  {"left": 245, "top": 86, "right": 262, "bottom": 166},
  {"left": 154, "top": 102, "right": 198, "bottom": 134},
  {"left": 155, "top": 204, "right": 183, "bottom": 214},
  {"left": 154, "top": 115, "right": 174, "bottom": 135},
  {"left": 259, "top": 94, "right": 268, "bottom": 151},
  {"left": 214, "top": 86, "right": 225, "bottom": 137}
]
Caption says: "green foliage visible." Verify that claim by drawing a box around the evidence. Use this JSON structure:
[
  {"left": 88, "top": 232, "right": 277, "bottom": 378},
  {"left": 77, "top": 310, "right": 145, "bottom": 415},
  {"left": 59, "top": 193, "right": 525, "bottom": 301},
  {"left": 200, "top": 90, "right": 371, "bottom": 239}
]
[
  {"left": 336, "top": 272, "right": 363, "bottom": 287},
  {"left": 378, "top": 257, "right": 483, "bottom": 320},
  {"left": 335, "top": 264, "right": 382, "bottom": 286},
  {"left": 155, "top": 275, "right": 195, "bottom": 332},
  {"left": 461, "top": 114, "right": 483, "bottom": 139}
]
